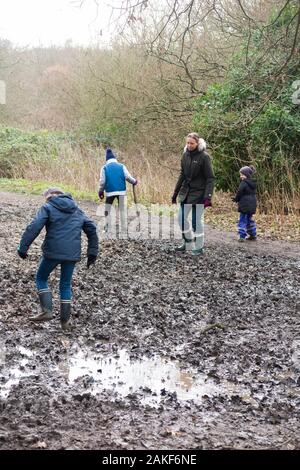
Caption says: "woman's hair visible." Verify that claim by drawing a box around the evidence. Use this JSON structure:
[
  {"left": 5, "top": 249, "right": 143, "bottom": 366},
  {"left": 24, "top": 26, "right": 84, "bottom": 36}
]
[
  {"left": 184, "top": 132, "right": 207, "bottom": 152},
  {"left": 187, "top": 132, "right": 200, "bottom": 142}
]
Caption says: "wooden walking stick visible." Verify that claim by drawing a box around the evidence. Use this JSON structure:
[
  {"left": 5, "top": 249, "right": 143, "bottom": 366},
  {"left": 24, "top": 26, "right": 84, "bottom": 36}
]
[{"left": 132, "top": 184, "right": 141, "bottom": 232}]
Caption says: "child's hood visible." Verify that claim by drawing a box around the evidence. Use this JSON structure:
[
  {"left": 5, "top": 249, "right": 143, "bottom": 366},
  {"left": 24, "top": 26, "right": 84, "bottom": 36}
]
[
  {"left": 47, "top": 194, "right": 78, "bottom": 213},
  {"left": 245, "top": 179, "right": 257, "bottom": 190}
]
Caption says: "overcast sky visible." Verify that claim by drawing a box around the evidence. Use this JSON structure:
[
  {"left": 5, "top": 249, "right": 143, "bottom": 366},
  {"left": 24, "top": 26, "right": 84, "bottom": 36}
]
[{"left": 0, "top": 0, "right": 113, "bottom": 47}]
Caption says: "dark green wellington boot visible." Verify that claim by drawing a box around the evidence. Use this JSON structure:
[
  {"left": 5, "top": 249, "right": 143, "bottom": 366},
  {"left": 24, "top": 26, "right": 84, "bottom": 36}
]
[
  {"left": 60, "top": 300, "right": 72, "bottom": 330},
  {"left": 175, "top": 232, "right": 194, "bottom": 252},
  {"left": 31, "top": 289, "right": 53, "bottom": 321},
  {"left": 175, "top": 240, "right": 187, "bottom": 252},
  {"left": 192, "top": 236, "right": 205, "bottom": 256}
]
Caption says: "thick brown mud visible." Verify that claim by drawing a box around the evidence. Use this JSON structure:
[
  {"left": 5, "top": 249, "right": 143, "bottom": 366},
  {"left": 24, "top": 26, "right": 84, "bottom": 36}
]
[{"left": 0, "top": 192, "right": 300, "bottom": 449}]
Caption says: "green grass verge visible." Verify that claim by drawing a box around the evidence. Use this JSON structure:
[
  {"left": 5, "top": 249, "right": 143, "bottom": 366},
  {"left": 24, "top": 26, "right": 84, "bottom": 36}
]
[
  {"left": 0, "top": 178, "right": 99, "bottom": 202},
  {"left": 0, "top": 178, "right": 159, "bottom": 208}
]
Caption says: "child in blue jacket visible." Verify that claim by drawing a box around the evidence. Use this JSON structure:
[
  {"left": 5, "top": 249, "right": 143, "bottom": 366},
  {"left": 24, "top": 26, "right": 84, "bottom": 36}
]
[
  {"left": 98, "top": 148, "right": 137, "bottom": 234},
  {"left": 18, "top": 188, "right": 99, "bottom": 329}
]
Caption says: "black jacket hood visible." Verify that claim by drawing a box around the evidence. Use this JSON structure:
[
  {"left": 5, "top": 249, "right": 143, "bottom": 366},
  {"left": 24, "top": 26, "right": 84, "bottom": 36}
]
[{"left": 245, "top": 179, "right": 257, "bottom": 190}]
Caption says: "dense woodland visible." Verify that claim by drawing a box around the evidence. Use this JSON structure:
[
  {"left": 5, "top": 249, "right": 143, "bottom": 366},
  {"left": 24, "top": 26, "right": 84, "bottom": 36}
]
[{"left": 0, "top": 0, "right": 299, "bottom": 209}]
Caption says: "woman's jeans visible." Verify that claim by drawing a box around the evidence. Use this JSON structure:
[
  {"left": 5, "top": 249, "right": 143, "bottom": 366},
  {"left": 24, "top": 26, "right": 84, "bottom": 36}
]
[
  {"left": 36, "top": 258, "right": 76, "bottom": 301},
  {"left": 238, "top": 213, "right": 257, "bottom": 239},
  {"left": 178, "top": 203, "right": 204, "bottom": 248}
]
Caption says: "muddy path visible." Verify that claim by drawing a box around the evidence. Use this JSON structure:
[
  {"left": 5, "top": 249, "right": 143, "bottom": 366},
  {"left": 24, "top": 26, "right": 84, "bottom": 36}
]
[{"left": 0, "top": 191, "right": 300, "bottom": 450}]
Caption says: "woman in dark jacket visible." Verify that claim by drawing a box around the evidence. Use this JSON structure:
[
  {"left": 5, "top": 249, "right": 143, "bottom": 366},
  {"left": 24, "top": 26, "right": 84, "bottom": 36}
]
[
  {"left": 172, "top": 132, "right": 215, "bottom": 255},
  {"left": 233, "top": 166, "right": 257, "bottom": 241},
  {"left": 18, "top": 188, "right": 99, "bottom": 329}
]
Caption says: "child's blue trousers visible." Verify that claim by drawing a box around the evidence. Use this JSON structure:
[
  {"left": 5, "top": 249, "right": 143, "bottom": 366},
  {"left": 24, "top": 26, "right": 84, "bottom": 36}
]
[
  {"left": 238, "top": 213, "right": 257, "bottom": 239},
  {"left": 36, "top": 258, "right": 76, "bottom": 300}
]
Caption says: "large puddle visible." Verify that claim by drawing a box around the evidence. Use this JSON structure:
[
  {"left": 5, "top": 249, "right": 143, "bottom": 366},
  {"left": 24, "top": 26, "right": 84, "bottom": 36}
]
[
  {"left": 58, "top": 347, "right": 228, "bottom": 406},
  {"left": 1, "top": 344, "right": 255, "bottom": 407}
]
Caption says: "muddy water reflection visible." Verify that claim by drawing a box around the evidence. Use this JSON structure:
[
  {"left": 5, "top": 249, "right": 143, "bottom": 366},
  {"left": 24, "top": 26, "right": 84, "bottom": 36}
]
[
  {"left": 291, "top": 338, "right": 300, "bottom": 370},
  {"left": 0, "top": 346, "right": 34, "bottom": 398},
  {"left": 66, "top": 348, "right": 220, "bottom": 405},
  {"left": 0, "top": 345, "right": 6, "bottom": 365}
]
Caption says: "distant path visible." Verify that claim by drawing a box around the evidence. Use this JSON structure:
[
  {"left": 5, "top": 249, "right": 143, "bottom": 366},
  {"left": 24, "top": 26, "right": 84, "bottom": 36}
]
[{"left": 1, "top": 191, "right": 299, "bottom": 261}]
